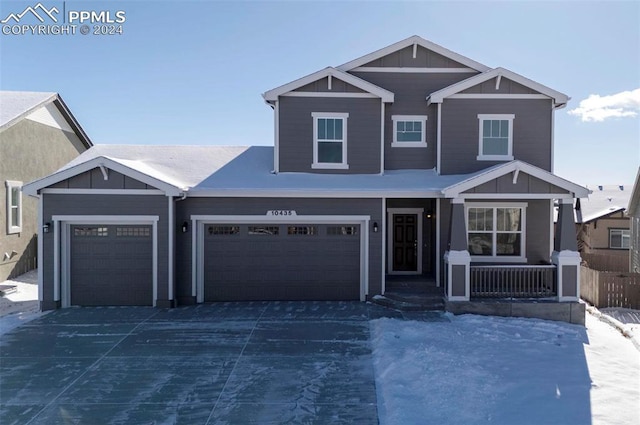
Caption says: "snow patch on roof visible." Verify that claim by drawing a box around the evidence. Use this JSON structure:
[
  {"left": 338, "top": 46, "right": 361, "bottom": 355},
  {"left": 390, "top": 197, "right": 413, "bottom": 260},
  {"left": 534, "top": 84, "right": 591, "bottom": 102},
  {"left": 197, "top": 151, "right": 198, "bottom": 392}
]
[
  {"left": 580, "top": 184, "right": 631, "bottom": 223},
  {"left": 0, "top": 91, "right": 56, "bottom": 129}
]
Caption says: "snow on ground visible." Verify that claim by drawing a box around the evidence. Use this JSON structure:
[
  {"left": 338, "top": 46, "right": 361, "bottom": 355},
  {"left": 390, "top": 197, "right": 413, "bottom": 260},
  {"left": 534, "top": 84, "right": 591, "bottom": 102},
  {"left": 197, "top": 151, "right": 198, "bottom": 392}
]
[
  {"left": 0, "top": 270, "right": 45, "bottom": 335},
  {"left": 371, "top": 313, "right": 640, "bottom": 425},
  {"left": 599, "top": 307, "right": 640, "bottom": 351}
]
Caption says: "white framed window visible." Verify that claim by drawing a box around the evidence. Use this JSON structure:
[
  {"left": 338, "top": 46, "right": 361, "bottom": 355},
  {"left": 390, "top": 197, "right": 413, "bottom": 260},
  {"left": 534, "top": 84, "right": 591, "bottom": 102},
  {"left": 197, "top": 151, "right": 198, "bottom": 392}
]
[
  {"left": 312, "top": 112, "right": 349, "bottom": 169},
  {"left": 391, "top": 115, "right": 428, "bottom": 147},
  {"left": 609, "top": 229, "right": 630, "bottom": 249},
  {"left": 6, "top": 181, "right": 22, "bottom": 234},
  {"left": 466, "top": 202, "right": 527, "bottom": 262},
  {"left": 477, "top": 114, "right": 515, "bottom": 161}
]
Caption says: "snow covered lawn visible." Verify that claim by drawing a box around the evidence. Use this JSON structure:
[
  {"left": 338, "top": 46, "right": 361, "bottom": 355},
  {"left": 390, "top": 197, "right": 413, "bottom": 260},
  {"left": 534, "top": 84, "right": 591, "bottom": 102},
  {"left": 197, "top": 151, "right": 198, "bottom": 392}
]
[
  {"left": 0, "top": 270, "right": 44, "bottom": 335},
  {"left": 371, "top": 313, "right": 640, "bottom": 425}
]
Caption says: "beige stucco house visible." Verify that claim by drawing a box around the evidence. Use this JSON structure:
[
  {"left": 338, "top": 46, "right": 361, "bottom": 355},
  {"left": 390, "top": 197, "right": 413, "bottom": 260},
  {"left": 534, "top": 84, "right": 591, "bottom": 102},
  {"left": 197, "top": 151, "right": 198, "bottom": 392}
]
[{"left": 0, "top": 91, "right": 92, "bottom": 281}]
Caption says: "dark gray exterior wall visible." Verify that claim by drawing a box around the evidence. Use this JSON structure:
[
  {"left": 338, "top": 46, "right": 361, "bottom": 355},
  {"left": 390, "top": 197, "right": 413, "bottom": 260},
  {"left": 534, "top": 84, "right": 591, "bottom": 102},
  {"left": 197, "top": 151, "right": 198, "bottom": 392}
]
[
  {"left": 440, "top": 98, "right": 553, "bottom": 174},
  {"left": 0, "top": 119, "right": 87, "bottom": 281},
  {"left": 460, "top": 77, "right": 538, "bottom": 95},
  {"left": 294, "top": 77, "right": 366, "bottom": 93},
  {"left": 175, "top": 197, "right": 383, "bottom": 304},
  {"left": 462, "top": 174, "right": 567, "bottom": 195},
  {"left": 50, "top": 169, "right": 154, "bottom": 190},
  {"left": 278, "top": 97, "right": 381, "bottom": 174},
  {"left": 41, "top": 194, "right": 169, "bottom": 307},
  {"left": 360, "top": 45, "right": 472, "bottom": 69},
  {"left": 350, "top": 72, "right": 473, "bottom": 170}
]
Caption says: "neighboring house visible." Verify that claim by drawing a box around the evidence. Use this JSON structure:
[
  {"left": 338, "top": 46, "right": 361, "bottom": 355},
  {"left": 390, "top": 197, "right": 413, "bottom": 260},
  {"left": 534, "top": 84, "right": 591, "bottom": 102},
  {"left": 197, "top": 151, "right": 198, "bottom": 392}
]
[
  {"left": 0, "top": 91, "right": 91, "bottom": 281},
  {"left": 628, "top": 168, "right": 640, "bottom": 273},
  {"left": 24, "top": 36, "right": 588, "bottom": 323},
  {"left": 576, "top": 184, "right": 631, "bottom": 258}
]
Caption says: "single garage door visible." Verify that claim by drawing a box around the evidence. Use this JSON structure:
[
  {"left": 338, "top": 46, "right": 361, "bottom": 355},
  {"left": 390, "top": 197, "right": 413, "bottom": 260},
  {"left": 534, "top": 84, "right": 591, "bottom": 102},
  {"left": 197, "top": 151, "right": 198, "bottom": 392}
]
[
  {"left": 204, "top": 223, "right": 360, "bottom": 301},
  {"left": 70, "top": 224, "right": 153, "bottom": 306}
]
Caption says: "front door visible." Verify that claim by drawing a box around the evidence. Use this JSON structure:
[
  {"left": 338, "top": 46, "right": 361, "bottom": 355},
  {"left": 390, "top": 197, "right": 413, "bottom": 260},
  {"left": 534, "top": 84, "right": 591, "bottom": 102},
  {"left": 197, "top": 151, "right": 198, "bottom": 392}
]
[{"left": 393, "top": 214, "right": 418, "bottom": 272}]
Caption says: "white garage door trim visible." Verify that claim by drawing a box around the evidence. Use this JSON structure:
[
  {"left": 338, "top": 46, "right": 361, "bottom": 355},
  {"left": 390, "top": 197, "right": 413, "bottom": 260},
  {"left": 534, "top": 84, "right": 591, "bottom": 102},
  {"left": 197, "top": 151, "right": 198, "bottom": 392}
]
[
  {"left": 52, "top": 215, "right": 159, "bottom": 308},
  {"left": 191, "top": 215, "right": 370, "bottom": 303}
]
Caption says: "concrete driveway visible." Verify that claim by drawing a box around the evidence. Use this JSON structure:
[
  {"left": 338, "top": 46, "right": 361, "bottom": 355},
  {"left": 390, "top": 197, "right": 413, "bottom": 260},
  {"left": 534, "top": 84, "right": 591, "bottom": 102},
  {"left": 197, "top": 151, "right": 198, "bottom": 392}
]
[{"left": 0, "top": 301, "right": 401, "bottom": 424}]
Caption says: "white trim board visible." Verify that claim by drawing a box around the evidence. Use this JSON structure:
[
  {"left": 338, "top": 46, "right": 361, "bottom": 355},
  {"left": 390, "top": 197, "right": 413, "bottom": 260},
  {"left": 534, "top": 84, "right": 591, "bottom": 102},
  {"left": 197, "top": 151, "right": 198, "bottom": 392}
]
[
  {"left": 41, "top": 189, "right": 165, "bottom": 195},
  {"left": 387, "top": 208, "right": 424, "bottom": 275},
  {"left": 352, "top": 67, "right": 478, "bottom": 73},
  {"left": 337, "top": 35, "right": 490, "bottom": 73},
  {"left": 190, "top": 214, "right": 371, "bottom": 303},
  {"left": 51, "top": 215, "right": 160, "bottom": 308},
  {"left": 281, "top": 92, "right": 378, "bottom": 99}
]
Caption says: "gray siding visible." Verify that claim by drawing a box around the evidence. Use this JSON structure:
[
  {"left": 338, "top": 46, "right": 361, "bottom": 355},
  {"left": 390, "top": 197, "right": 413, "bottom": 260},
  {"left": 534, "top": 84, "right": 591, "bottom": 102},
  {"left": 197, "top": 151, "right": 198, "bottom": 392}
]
[
  {"left": 462, "top": 173, "right": 567, "bottom": 195},
  {"left": 294, "top": 77, "right": 366, "bottom": 93},
  {"left": 351, "top": 72, "right": 474, "bottom": 170},
  {"left": 360, "top": 45, "right": 471, "bottom": 68},
  {"left": 440, "top": 99, "right": 553, "bottom": 174},
  {"left": 460, "top": 77, "right": 538, "bottom": 95},
  {"left": 0, "top": 119, "right": 86, "bottom": 281},
  {"left": 175, "top": 197, "right": 383, "bottom": 304},
  {"left": 50, "top": 168, "right": 155, "bottom": 190},
  {"left": 278, "top": 97, "right": 381, "bottom": 174},
  {"left": 41, "top": 194, "right": 169, "bottom": 306}
]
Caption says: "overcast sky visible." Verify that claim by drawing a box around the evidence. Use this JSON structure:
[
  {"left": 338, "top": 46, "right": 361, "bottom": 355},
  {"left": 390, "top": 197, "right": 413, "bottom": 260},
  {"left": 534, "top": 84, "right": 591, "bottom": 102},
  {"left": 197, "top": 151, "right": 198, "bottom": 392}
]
[{"left": 1, "top": 0, "right": 638, "bottom": 186}]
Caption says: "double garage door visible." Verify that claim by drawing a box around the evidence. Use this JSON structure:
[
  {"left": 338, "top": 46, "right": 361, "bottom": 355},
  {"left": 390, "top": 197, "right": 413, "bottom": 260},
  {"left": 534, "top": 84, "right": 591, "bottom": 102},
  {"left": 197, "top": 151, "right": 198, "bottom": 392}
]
[
  {"left": 204, "top": 223, "right": 361, "bottom": 301},
  {"left": 70, "top": 224, "right": 153, "bottom": 306}
]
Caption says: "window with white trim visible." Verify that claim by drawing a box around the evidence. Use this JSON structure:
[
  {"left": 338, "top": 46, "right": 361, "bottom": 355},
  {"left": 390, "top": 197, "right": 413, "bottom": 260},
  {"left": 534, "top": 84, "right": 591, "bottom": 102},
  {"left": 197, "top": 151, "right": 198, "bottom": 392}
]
[
  {"left": 6, "top": 181, "right": 22, "bottom": 234},
  {"left": 391, "top": 115, "right": 428, "bottom": 147},
  {"left": 466, "top": 203, "right": 526, "bottom": 261},
  {"left": 477, "top": 114, "right": 515, "bottom": 161},
  {"left": 609, "top": 229, "right": 630, "bottom": 249},
  {"left": 312, "top": 112, "right": 348, "bottom": 169}
]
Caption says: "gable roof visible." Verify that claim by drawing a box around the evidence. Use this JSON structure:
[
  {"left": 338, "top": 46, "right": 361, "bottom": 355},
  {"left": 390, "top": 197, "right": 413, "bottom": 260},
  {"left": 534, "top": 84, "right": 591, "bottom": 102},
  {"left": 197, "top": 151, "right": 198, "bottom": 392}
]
[
  {"left": 263, "top": 67, "right": 394, "bottom": 103},
  {"left": 0, "top": 91, "right": 93, "bottom": 148},
  {"left": 442, "top": 160, "right": 590, "bottom": 198},
  {"left": 427, "top": 67, "right": 570, "bottom": 108},
  {"left": 23, "top": 145, "right": 250, "bottom": 197},
  {"left": 578, "top": 184, "right": 632, "bottom": 223},
  {"left": 337, "top": 35, "right": 491, "bottom": 73}
]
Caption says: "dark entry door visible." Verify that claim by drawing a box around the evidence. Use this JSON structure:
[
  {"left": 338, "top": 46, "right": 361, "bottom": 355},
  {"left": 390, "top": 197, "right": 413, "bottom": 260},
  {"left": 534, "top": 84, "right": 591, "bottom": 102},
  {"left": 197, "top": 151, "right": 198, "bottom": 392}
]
[{"left": 393, "top": 214, "right": 418, "bottom": 272}]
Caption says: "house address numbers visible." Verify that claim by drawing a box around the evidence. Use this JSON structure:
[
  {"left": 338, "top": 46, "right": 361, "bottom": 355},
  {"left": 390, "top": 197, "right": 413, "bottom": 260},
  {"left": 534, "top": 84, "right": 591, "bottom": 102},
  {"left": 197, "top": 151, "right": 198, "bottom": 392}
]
[{"left": 266, "top": 210, "right": 297, "bottom": 216}]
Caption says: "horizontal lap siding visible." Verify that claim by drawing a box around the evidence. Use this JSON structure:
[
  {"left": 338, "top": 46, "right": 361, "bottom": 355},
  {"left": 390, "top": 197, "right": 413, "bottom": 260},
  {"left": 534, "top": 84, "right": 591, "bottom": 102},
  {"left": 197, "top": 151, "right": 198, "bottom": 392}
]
[
  {"left": 175, "top": 198, "right": 383, "bottom": 303},
  {"left": 351, "top": 72, "right": 472, "bottom": 171},
  {"left": 440, "top": 99, "right": 552, "bottom": 174},
  {"left": 41, "top": 194, "right": 169, "bottom": 303},
  {"left": 278, "top": 97, "right": 381, "bottom": 174}
]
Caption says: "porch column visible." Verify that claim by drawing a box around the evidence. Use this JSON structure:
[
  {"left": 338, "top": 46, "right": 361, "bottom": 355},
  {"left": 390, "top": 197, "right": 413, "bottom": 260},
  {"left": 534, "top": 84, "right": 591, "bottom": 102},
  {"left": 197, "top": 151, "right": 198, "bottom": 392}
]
[
  {"left": 552, "top": 198, "right": 581, "bottom": 301},
  {"left": 444, "top": 199, "right": 471, "bottom": 301}
]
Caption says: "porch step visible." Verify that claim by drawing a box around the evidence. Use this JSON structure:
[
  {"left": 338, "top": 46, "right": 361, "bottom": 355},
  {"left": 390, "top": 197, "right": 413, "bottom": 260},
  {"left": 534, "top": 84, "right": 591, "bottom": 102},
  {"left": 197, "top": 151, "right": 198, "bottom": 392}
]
[
  {"left": 0, "top": 284, "right": 17, "bottom": 296},
  {"left": 371, "top": 293, "right": 445, "bottom": 312}
]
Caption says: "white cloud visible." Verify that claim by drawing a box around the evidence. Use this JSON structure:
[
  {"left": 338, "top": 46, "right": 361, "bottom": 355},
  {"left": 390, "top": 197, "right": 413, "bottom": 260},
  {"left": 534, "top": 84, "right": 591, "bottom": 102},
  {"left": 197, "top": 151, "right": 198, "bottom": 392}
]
[{"left": 568, "top": 88, "right": 640, "bottom": 122}]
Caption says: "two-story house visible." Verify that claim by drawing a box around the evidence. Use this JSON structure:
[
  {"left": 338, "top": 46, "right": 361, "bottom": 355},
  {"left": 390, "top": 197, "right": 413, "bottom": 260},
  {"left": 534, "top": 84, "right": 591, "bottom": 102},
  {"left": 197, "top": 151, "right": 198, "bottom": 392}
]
[
  {"left": 0, "top": 91, "right": 92, "bottom": 281},
  {"left": 24, "top": 37, "right": 588, "bottom": 323}
]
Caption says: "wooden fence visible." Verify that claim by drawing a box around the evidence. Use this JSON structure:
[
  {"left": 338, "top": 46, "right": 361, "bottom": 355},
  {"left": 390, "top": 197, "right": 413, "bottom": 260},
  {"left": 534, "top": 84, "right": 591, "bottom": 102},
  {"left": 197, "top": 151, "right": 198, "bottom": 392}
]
[
  {"left": 580, "top": 266, "right": 640, "bottom": 309},
  {"left": 581, "top": 252, "right": 629, "bottom": 272}
]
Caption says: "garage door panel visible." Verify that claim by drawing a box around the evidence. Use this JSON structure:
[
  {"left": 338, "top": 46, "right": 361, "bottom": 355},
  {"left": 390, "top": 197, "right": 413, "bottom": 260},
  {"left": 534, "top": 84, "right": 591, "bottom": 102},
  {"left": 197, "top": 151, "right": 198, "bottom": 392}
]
[
  {"left": 204, "top": 223, "right": 360, "bottom": 301},
  {"left": 70, "top": 224, "right": 153, "bottom": 306}
]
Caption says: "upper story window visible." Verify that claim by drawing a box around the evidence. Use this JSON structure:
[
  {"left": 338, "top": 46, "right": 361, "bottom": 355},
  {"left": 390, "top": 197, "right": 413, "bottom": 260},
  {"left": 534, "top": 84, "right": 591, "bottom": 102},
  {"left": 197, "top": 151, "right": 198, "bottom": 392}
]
[
  {"left": 609, "top": 229, "right": 630, "bottom": 249},
  {"left": 312, "top": 112, "right": 349, "bottom": 169},
  {"left": 6, "top": 180, "right": 22, "bottom": 234},
  {"left": 466, "top": 203, "right": 526, "bottom": 262},
  {"left": 391, "top": 115, "right": 428, "bottom": 148},
  {"left": 477, "top": 114, "right": 515, "bottom": 161}
]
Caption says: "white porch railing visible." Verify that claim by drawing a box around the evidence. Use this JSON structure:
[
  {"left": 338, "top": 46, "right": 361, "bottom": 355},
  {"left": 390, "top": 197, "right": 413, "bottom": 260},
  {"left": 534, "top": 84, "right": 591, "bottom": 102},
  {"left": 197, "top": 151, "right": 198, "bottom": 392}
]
[{"left": 470, "top": 265, "right": 557, "bottom": 298}]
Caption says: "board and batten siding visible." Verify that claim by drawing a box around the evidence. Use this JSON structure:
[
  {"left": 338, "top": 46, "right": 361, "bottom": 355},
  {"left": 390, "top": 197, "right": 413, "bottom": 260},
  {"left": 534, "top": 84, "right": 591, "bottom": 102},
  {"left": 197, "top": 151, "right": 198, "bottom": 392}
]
[
  {"left": 49, "top": 168, "right": 156, "bottom": 190},
  {"left": 278, "top": 97, "right": 381, "bottom": 174},
  {"left": 350, "top": 72, "right": 475, "bottom": 170},
  {"left": 41, "top": 194, "right": 169, "bottom": 308},
  {"left": 440, "top": 98, "right": 553, "bottom": 175},
  {"left": 358, "top": 45, "right": 472, "bottom": 69},
  {"left": 175, "top": 197, "right": 383, "bottom": 304}
]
